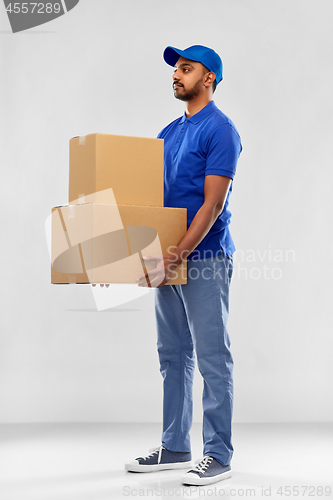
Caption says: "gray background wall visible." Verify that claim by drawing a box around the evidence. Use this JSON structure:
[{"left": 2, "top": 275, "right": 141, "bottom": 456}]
[{"left": 1, "top": 0, "right": 332, "bottom": 423}]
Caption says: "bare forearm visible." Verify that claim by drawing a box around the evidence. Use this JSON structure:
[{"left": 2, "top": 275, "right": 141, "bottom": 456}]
[{"left": 171, "top": 203, "right": 222, "bottom": 265}]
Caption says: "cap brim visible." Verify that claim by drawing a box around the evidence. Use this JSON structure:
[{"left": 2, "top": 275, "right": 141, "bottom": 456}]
[
  {"left": 163, "top": 46, "right": 202, "bottom": 67},
  {"left": 163, "top": 46, "right": 185, "bottom": 67}
]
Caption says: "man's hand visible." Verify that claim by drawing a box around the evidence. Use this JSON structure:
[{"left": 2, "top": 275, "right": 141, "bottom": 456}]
[{"left": 136, "top": 254, "right": 181, "bottom": 288}]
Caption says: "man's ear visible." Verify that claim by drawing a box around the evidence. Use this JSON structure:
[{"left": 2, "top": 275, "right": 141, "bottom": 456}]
[{"left": 204, "top": 72, "right": 216, "bottom": 88}]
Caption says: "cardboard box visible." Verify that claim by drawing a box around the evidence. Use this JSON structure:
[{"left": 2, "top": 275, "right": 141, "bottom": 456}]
[
  {"left": 69, "top": 133, "right": 164, "bottom": 207},
  {"left": 51, "top": 203, "right": 187, "bottom": 285}
]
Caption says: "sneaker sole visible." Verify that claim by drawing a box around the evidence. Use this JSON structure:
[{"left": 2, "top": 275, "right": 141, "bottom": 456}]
[
  {"left": 125, "top": 460, "right": 194, "bottom": 473},
  {"left": 182, "top": 469, "right": 232, "bottom": 485}
]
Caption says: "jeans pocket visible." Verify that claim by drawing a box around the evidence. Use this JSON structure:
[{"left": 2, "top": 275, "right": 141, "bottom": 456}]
[{"left": 220, "top": 247, "right": 233, "bottom": 262}]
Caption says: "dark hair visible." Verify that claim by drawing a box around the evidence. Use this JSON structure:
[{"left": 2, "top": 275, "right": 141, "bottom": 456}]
[
  {"left": 202, "top": 65, "right": 217, "bottom": 93},
  {"left": 212, "top": 79, "right": 217, "bottom": 93}
]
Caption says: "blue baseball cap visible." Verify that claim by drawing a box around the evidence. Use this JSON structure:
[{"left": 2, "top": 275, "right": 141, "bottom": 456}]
[{"left": 163, "top": 44, "right": 223, "bottom": 84}]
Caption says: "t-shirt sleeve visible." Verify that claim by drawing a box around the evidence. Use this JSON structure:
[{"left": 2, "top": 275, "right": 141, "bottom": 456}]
[{"left": 205, "top": 123, "right": 242, "bottom": 179}]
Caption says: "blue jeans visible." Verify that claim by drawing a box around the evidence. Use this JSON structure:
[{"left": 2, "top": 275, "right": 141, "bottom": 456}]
[{"left": 154, "top": 254, "right": 234, "bottom": 466}]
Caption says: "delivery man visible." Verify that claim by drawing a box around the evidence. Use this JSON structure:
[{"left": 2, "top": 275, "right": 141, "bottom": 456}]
[{"left": 125, "top": 45, "right": 242, "bottom": 486}]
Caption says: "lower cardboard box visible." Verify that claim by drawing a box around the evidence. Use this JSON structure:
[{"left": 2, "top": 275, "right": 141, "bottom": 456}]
[{"left": 51, "top": 203, "right": 187, "bottom": 285}]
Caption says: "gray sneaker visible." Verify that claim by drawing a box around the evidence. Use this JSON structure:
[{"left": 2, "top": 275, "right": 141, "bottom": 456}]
[
  {"left": 125, "top": 445, "right": 194, "bottom": 472},
  {"left": 182, "top": 456, "right": 232, "bottom": 485}
]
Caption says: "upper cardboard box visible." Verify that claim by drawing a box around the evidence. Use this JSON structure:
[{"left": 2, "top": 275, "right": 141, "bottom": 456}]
[{"left": 69, "top": 133, "right": 164, "bottom": 207}]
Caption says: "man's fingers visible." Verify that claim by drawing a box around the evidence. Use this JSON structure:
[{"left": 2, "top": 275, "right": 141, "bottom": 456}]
[
  {"left": 136, "top": 269, "right": 159, "bottom": 282},
  {"left": 142, "top": 255, "right": 162, "bottom": 261},
  {"left": 138, "top": 273, "right": 166, "bottom": 288}
]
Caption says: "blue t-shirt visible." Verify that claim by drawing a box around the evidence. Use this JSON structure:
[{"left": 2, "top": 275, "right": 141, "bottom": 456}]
[{"left": 157, "top": 100, "right": 242, "bottom": 260}]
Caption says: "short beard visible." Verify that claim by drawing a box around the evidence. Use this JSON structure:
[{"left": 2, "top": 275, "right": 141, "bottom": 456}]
[{"left": 174, "top": 77, "right": 204, "bottom": 102}]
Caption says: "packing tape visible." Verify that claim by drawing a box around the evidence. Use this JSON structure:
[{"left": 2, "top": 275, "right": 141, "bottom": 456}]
[
  {"left": 68, "top": 276, "right": 76, "bottom": 284},
  {"left": 63, "top": 230, "right": 70, "bottom": 247},
  {"left": 79, "top": 136, "right": 86, "bottom": 145},
  {"left": 68, "top": 205, "right": 76, "bottom": 219},
  {"left": 78, "top": 194, "right": 85, "bottom": 204}
]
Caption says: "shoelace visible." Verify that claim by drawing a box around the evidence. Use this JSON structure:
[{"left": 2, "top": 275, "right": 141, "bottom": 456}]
[
  {"left": 142, "top": 445, "right": 165, "bottom": 464},
  {"left": 190, "top": 456, "right": 213, "bottom": 474}
]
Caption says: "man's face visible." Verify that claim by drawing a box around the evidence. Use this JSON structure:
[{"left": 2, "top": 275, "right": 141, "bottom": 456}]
[{"left": 172, "top": 56, "right": 207, "bottom": 101}]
